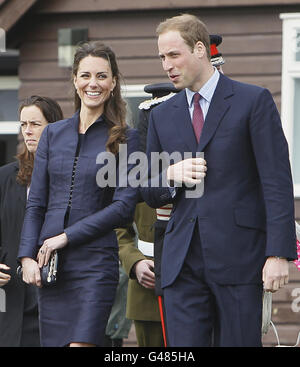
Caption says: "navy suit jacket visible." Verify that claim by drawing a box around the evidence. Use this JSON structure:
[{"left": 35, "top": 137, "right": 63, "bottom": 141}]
[
  {"left": 142, "top": 73, "right": 297, "bottom": 287},
  {"left": 18, "top": 112, "right": 139, "bottom": 260}
]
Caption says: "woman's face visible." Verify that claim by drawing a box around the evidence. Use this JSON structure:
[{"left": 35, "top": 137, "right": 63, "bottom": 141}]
[
  {"left": 73, "top": 55, "right": 116, "bottom": 114},
  {"left": 20, "top": 105, "right": 49, "bottom": 154}
]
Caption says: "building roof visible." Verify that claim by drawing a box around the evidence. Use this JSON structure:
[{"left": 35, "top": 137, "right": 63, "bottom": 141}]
[
  {"left": 0, "top": 0, "right": 38, "bottom": 32},
  {"left": 1, "top": 0, "right": 300, "bottom": 34},
  {"left": 35, "top": 0, "right": 300, "bottom": 13}
]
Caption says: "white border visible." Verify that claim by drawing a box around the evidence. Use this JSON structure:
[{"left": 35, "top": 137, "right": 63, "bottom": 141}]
[{"left": 280, "top": 13, "right": 300, "bottom": 197}]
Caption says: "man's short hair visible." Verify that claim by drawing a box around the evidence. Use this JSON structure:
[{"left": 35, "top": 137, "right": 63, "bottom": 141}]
[{"left": 156, "top": 14, "right": 211, "bottom": 58}]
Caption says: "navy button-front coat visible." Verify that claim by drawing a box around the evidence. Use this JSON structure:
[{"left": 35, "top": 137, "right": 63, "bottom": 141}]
[{"left": 18, "top": 111, "right": 139, "bottom": 346}]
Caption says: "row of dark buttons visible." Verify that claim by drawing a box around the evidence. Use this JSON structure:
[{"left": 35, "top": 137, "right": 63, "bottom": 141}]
[{"left": 67, "top": 157, "right": 79, "bottom": 207}]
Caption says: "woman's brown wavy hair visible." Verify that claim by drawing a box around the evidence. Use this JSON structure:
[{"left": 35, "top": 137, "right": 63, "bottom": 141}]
[
  {"left": 72, "top": 41, "right": 127, "bottom": 154},
  {"left": 16, "top": 95, "right": 63, "bottom": 186}
]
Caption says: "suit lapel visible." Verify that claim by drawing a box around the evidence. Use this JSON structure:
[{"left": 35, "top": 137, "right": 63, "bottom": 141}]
[
  {"left": 198, "top": 74, "right": 234, "bottom": 152},
  {"left": 16, "top": 183, "right": 27, "bottom": 209},
  {"left": 17, "top": 185, "right": 27, "bottom": 207},
  {"left": 11, "top": 162, "right": 27, "bottom": 208},
  {"left": 171, "top": 91, "right": 198, "bottom": 152}
]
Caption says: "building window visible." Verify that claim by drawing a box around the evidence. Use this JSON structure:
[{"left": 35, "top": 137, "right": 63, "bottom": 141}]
[
  {"left": 280, "top": 13, "right": 300, "bottom": 197},
  {"left": 0, "top": 76, "right": 20, "bottom": 131},
  {"left": 0, "top": 76, "right": 20, "bottom": 165},
  {"left": 121, "top": 84, "right": 147, "bottom": 128},
  {"left": 295, "top": 30, "right": 300, "bottom": 62}
]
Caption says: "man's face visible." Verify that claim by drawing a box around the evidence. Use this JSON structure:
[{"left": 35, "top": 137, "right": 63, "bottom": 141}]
[{"left": 158, "top": 30, "right": 203, "bottom": 91}]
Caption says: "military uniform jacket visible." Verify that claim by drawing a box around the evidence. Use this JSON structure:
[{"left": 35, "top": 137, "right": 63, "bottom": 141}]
[{"left": 117, "top": 202, "right": 161, "bottom": 321}]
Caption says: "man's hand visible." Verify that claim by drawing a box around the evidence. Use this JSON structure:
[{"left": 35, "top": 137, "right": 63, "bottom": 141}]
[
  {"left": 21, "top": 257, "right": 42, "bottom": 288},
  {"left": 0, "top": 264, "right": 11, "bottom": 286},
  {"left": 262, "top": 257, "right": 289, "bottom": 292},
  {"left": 134, "top": 259, "right": 155, "bottom": 289},
  {"left": 167, "top": 157, "right": 207, "bottom": 186}
]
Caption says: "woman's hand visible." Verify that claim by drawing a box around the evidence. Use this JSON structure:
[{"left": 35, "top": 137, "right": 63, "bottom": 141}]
[
  {"left": 20, "top": 257, "right": 42, "bottom": 288},
  {"left": 37, "top": 233, "right": 68, "bottom": 268},
  {"left": 0, "top": 264, "right": 11, "bottom": 286}
]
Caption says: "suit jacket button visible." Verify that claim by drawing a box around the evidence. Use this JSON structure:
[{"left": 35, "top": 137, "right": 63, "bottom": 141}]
[{"left": 189, "top": 218, "right": 195, "bottom": 223}]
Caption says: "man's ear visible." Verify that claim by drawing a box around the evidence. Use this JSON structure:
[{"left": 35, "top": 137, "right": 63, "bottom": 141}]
[{"left": 194, "top": 41, "right": 206, "bottom": 58}]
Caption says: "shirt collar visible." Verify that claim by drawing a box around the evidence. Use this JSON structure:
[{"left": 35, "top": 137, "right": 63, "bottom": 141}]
[{"left": 186, "top": 67, "right": 220, "bottom": 108}]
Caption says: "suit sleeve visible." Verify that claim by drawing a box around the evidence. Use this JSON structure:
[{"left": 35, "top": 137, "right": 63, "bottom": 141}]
[
  {"left": 18, "top": 126, "right": 50, "bottom": 260},
  {"left": 136, "top": 109, "right": 149, "bottom": 153},
  {"left": 64, "top": 129, "right": 140, "bottom": 246},
  {"left": 117, "top": 222, "right": 146, "bottom": 279},
  {"left": 140, "top": 109, "right": 174, "bottom": 208},
  {"left": 249, "top": 88, "right": 297, "bottom": 260}
]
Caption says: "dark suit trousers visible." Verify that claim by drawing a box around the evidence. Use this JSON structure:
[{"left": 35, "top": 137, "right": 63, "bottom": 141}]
[{"left": 163, "top": 223, "right": 263, "bottom": 347}]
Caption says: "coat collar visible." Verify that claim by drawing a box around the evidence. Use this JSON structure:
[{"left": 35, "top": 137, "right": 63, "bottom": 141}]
[
  {"left": 64, "top": 110, "right": 106, "bottom": 153},
  {"left": 171, "top": 73, "right": 234, "bottom": 153},
  {"left": 198, "top": 73, "right": 233, "bottom": 152},
  {"left": 68, "top": 110, "right": 105, "bottom": 132},
  {"left": 171, "top": 91, "right": 197, "bottom": 152}
]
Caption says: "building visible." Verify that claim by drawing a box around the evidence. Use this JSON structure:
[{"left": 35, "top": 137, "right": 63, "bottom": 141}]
[{"left": 0, "top": 0, "right": 300, "bottom": 346}]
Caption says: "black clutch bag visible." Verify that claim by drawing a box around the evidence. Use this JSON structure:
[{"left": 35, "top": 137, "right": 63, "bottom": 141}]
[
  {"left": 17, "top": 250, "right": 58, "bottom": 286},
  {"left": 40, "top": 251, "right": 58, "bottom": 286}
]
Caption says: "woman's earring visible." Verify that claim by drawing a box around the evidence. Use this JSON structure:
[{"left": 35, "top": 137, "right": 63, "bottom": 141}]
[{"left": 111, "top": 90, "right": 114, "bottom": 97}]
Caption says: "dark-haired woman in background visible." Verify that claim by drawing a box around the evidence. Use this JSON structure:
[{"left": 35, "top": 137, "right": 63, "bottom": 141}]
[
  {"left": 0, "top": 96, "right": 63, "bottom": 346},
  {"left": 18, "top": 41, "right": 139, "bottom": 347}
]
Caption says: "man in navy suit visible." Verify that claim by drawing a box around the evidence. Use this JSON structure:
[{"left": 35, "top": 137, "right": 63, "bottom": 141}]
[{"left": 142, "top": 14, "right": 297, "bottom": 347}]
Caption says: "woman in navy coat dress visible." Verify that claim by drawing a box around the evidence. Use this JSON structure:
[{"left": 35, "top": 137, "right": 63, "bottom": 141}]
[{"left": 18, "top": 41, "right": 139, "bottom": 347}]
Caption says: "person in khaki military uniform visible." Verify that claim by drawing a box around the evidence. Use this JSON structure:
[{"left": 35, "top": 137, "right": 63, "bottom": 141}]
[
  {"left": 117, "top": 36, "right": 226, "bottom": 347},
  {"left": 118, "top": 202, "right": 163, "bottom": 346}
]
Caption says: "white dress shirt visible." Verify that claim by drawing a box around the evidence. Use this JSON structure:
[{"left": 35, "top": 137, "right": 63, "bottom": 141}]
[{"left": 185, "top": 67, "right": 220, "bottom": 121}]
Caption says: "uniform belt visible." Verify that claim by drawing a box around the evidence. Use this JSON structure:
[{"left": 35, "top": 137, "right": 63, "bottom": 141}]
[
  {"left": 138, "top": 239, "right": 154, "bottom": 257},
  {"left": 156, "top": 204, "right": 173, "bottom": 221}
]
